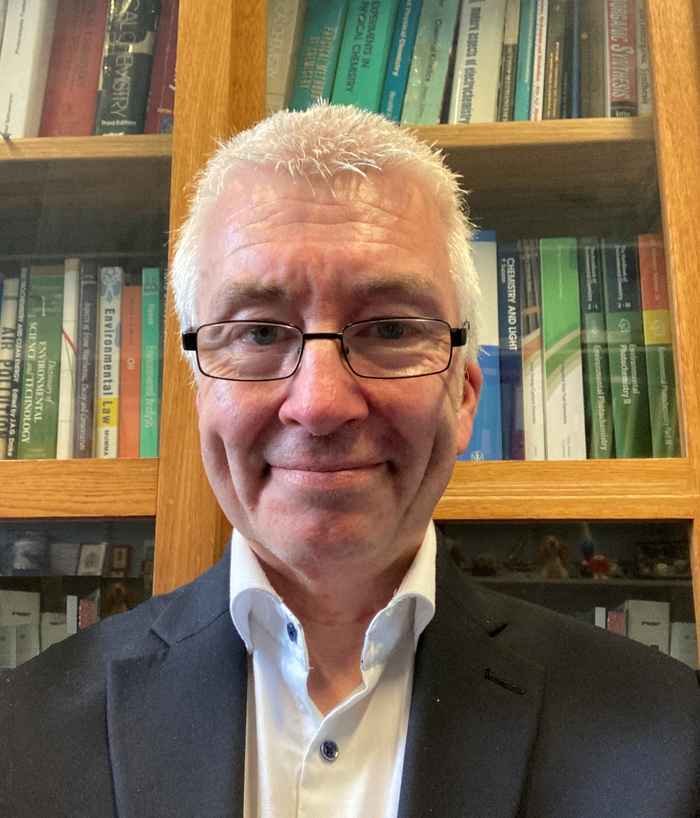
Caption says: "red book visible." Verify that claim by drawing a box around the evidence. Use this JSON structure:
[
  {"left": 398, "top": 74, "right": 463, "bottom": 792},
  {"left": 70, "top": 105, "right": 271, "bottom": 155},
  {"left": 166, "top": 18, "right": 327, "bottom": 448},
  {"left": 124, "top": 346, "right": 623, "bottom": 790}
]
[
  {"left": 78, "top": 599, "right": 98, "bottom": 629},
  {"left": 606, "top": 610, "right": 626, "bottom": 636},
  {"left": 144, "top": 0, "right": 179, "bottom": 134},
  {"left": 605, "top": 0, "right": 638, "bottom": 117},
  {"left": 39, "top": 0, "right": 110, "bottom": 137},
  {"left": 118, "top": 286, "right": 143, "bottom": 458}
]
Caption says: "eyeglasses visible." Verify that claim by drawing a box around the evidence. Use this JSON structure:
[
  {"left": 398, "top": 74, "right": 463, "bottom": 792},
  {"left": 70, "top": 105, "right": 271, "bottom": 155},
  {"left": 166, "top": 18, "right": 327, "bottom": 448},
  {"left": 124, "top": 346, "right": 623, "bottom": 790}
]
[{"left": 182, "top": 317, "right": 468, "bottom": 381}]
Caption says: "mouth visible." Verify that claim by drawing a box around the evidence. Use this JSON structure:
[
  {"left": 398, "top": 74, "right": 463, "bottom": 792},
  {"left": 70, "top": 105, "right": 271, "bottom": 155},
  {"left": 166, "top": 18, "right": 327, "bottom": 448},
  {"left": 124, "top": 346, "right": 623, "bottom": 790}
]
[{"left": 268, "top": 462, "right": 385, "bottom": 489}]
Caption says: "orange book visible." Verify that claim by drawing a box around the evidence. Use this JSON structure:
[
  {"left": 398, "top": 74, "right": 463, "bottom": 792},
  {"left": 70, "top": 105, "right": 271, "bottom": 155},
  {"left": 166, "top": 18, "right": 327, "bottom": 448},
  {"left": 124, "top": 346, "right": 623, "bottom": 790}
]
[{"left": 118, "top": 286, "right": 143, "bottom": 458}]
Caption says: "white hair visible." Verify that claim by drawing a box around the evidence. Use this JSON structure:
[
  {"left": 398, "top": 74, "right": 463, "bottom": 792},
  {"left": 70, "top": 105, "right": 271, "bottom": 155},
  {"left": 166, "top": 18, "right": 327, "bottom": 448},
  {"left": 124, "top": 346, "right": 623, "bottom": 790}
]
[{"left": 171, "top": 102, "right": 481, "bottom": 372}]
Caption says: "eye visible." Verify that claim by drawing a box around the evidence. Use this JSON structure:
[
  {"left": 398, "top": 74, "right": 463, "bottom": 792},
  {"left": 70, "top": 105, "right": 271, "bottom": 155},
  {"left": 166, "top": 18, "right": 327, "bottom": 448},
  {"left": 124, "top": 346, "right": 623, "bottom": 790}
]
[
  {"left": 249, "top": 324, "right": 280, "bottom": 346},
  {"left": 376, "top": 320, "right": 406, "bottom": 340}
]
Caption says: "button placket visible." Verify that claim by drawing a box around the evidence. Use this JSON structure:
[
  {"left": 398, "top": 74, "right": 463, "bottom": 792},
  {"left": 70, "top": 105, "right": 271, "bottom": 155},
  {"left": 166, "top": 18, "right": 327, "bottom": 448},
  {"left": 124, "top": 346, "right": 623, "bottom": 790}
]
[{"left": 320, "top": 739, "right": 339, "bottom": 761}]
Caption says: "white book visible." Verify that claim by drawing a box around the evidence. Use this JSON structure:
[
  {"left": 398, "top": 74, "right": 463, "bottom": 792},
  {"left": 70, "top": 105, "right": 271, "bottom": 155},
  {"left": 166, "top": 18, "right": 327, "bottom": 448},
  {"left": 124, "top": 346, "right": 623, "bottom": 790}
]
[
  {"left": 0, "top": 0, "right": 9, "bottom": 55},
  {"left": 634, "top": 0, "right": 652, "bottom": 115},
  {"left": 96, "top": 267, "right": 123, "bottom": 459},
  {"left": 15, "top": 622, "right": 40, "bottom": 665},
  {"left": 521, "top": 239, "right": 546, "bottom": 460},
  {"left": 0, "top": 276, "right": 19, "bottom": 459},
  {"left": 670, "top": 622, "right": 698, "bottom": 670},
  {"left": 40, "top": 611, "right": 69, "bottom": 651},
  {"left": 56, "top": 259, "right": 80, "bottom": 459},
  {"left": 594, "top": 606, "right": 606, "bottom": 628},
  {"left": 266, "top": 0, "right": 308, "bottom": 114},
  {"left": 448, "top": 0, "right": 507, "bottom": 123},
  {"left": 0, "top": 0, "right": 59, "bottom": 137},
  {"left": 66, "top": 595, "right": 78, "bottom": 635},
  {"left": 0, "top": 589, "right": 40, "bottom": 627},
  {"left": 622, "top": 599, "right": 671, "bottom": 655},
  {"left": 528, "top": 0, "right": 548, "bottom": 120},
  {"left": 0, "top": 625, "right": 16, "bottom": 669}
]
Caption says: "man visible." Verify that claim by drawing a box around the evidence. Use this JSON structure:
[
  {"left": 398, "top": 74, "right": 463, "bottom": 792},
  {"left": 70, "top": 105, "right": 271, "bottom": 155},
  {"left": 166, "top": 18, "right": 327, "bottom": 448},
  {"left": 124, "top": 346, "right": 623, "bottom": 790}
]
[{"left": 1, "top": 104, "right": 699, "bottom": 818}]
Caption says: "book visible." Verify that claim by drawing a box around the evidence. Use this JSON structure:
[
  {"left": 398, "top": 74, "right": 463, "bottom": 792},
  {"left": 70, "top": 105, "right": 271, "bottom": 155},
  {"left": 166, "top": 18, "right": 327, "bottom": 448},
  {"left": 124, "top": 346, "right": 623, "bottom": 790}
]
[
  {"left": 638, "top": 234, "right": 680, "bottom": 457},
  {"left": 77, "top": 542, "right": 108, "bottom": 575},
  {"left": 379, "top": 0, "right": 423, "bottom": 121},
  {"left": 94, "top": 0, "right": 160, "bottom": 134},
  {"left": 448, "top": 0, "right": 507, "bottom": 124},
  {"left": 520, "top": 238, "right": 546, "bottom": 460},
  {"left": 118, "top": 284, "right": 142, "bottom": 457},
  {"left": 634, "top": 0, "right": 651, "bottom": 115},
  {"left": 562, "top": 0, "right": 579, "bottom": 117},
  {"left": 601, "top": 238, "right": 653, "bottom": 457},
  {"left": 605, "top": 0, "right": 637, "bottom": 117},
  {"left": 0, "top": 276, "right": 19, "bottom": 459},
  {"left": 56, "top": 259, "right": 80, "bottom": 460},
  {"left": 513, "top": 0, "right": 537, "bottom": 120},
  {"left": 38, "top": 0, "right": 110, "bottom": 136},
  {"left": 105, "top": 544, "right": 133, "bottom": 577},
  {"left": 144, "top": 0, "right": 178, "bottom": 132},
  {"left": 79, "top": 597, "right": 99, "bottom": 629},
  {"left": 266, "top": 0, "right": 307, "bottom": 115},
  {"left": 579, "top": 0, "right": 606, "bottom": 117},
  {"left": 5, "top": 267, "right": 29, "bottom": 460},
  {"left": 66, "top": 594, "right": 78, "bottom": 635},
  {"left": 528, "top": 0, "right": 549, "bottom": 120},
  {"left": 496, "top": 0, "right": 521, "bottom": 121},
  {"left": 578, "top": 238, "right": 614, "bottom": 458},
  {"left": 140, "top": 267, "right": 161, "bottom": 457},
  {"left": 0, "top": 0, "right": 8, "bottom": 50},
  {"left": 289, "top": 0, "right": 349, "bottom": 110},
  {"left": 497, "top": 242, "right": 524, "bottom": 460},
  {"left": 621, "top": 599, "right": 670, "bottom": 654},
  {"left": 606, "top": 609, "right": 626, "bottom": 635},
  {"left": 542, "top": 0, "right": 567, "bottom": 120},
  {"left": 0, "top": 626, "right": 16, "bottom": 670},
  {"left": 400, "top": 0, "right": 461, "bottom": 125},
  {"left": 73, "top": 262, "right": 99, "bottom": 458},
  {"left": 0, "top": 0, "right": 59, "bottom": 137},
  {"left": 331, "top": 0, "right": 400, "bottom": 112},
  {"left": 15, "top": 623, "right": 40, "bottom": 665},
  {"left": 460, "top": 231, "right": 503, "bottom": 462},
  {"left": 49, "top": 542, "right": 81, "bottom": 575},
  {"left": 40, "top": 612, "right": 69, "bottom": 651},
  {"left": 670, "top": 622, "right": 698, "bottom": 670},
  {"left": 539, "top": 238, "right": 586, "bottom": 459},
  {"left": 96, "top": 266, "right": 123, "bottom": 459},
  {"left": 18, "top": 268, "right": 65, "bottom": 461},
  {"left": 0, "top": 590, "right": 41, "bottom": 627}
]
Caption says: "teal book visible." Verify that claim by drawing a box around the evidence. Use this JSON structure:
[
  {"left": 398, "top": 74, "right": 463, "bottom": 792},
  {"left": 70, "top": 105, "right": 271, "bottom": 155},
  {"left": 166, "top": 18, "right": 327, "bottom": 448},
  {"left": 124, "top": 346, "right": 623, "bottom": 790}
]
[
  {"left": 331, "top": 0, "right": 400, "bottom": 111},
  {"left": 289, "top": 0, "right": 350, "bottom": 110},
  {"left": 513, "top": 0, "right": 538, "bottom": 120},
  {"left": 601, "top": 238, "right": 653, "bottom": 458},
  {"left": 140, "top": 267, "right": 161, "bottom": 458},
  {"left": 577, "top": 238, "right": 614, "bottom": 458},
  {"left": 18, "top": 268, "right": 64, "bottom": 460},
  {"left": 380, "top": 0, "right": 423, "bottom": 121}
]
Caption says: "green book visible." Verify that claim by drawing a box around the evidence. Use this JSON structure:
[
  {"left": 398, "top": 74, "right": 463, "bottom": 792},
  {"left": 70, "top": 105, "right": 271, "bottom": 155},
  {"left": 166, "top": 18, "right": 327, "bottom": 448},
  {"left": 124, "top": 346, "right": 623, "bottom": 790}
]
[
  {"left": 578, "top": 238, "right": 614, "bottom": 458},
  {"left": 18, "top": 268, "right": 64, "bottom": 460},
  {"left": 140, "top": 267, "right": 161, "bottom": 458},
  {"left": 331, "top": 0, "right": 400, "bottom": 111},
  {"left": 601, "top": 239, "right": 653, "bottom": 458}
]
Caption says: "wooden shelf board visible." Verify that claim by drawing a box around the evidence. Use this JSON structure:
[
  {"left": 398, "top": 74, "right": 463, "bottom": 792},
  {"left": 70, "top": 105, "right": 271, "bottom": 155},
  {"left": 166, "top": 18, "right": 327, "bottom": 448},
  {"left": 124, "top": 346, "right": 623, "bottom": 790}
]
[
  {"left": 0, "top": 459, "right": 158, "bottom": 519},
  {"left": 0, "top": 134, "right": 172, "bottom": 163},
  {"left": 473, "top": 577, "right": 693, "bottom": 587}
]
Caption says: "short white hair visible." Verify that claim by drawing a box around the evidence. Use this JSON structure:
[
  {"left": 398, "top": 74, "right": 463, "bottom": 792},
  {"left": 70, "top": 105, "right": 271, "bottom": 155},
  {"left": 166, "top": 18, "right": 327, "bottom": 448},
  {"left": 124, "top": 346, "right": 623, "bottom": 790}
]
[{"left": 171, "top": 103, "right": 481, "bottom": 371}]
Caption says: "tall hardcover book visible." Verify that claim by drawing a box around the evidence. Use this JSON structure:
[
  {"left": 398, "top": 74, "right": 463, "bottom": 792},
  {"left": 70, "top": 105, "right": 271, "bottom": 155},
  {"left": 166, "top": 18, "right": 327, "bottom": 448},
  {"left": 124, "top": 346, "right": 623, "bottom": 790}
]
[
  {"left": 265, "top": 0, "right": 307, "bottom": 116},
  {"left": 634, "top": 0, "right": 651, "bottom": 115},
  {"left": 542, "top": 0, "right": 567, "bottom": 120},
  {"left": 144, "top": 0, "right": 178, "bottom": 132},
  {"left": 400, "top": 0, "right": 461, "bottom": 125},
  {"left": 601, "top": 238, "right": 652, "bottom": 457},
  {"left": 56, "top": 259, "right": 80, "bottom": 460},
  {"left": 561, "top": 0, "right": 579, "bottom": 117},
  {"left": 140, "top": 267, "right": 161, "bottom": 457},
  {"left": 331, "top": 0, "right": 400, "bottom": 112},
  {"left": 513, "top": 0, "right": 537, "bottom": 120},
  {"left": 578, "top": 238, "right": 614, "bottom": 458},
  {"left": 379, "top": 0, "right": 423, "bottom": 121},
  {"left": 0, "top": 0, "right": 59, "bottom": 137},
  {"left": 520, "top": 238, "right": 546, "bottom": 460},
  {"left": 118, "top": 284, "right": 142, "bottom": 457},
  {"left": 604, "top": 0, "right": 637, "bottom": 117},
  {"left": 638, "top": 234, "right": 680, "bottom": 458},
  {"left": 496, "top": 0, "right": 521, "bottom": 121},
  {"left": 15, "top": 623, "right": 40, "bottom": 665},
  {"left": 579, "top": 0, "right": 605, "bottom": 117},
  {"left": 497, "top": 243, "right": 524, "bottom": 460},
  {"left": 0, "top": 625, "right": 16, "bottom": 669},
  {"left": 40, "top": 612, "right": 69, "bottom": 652},
  {"left": 5, "top": 267, "right": 29, "bottom": 460},
  {"left": 96, "top": 267, "right": 123, "bottom": 458},
  {"left": 289, "top": 0, "right": 349, "bottom": 110},
  {"left": 0, "top": 590, "right": 41, "bottom": 627},
  {"left": 0, "top": 276, "right": 19, "bottom": 459},
  {"left": 460, "top": 231, "right": 503, "bottom": 462},
  {"left": 528, "top": 0, "right": 549, "bottom": 120},
  {"left": 621, "top": 599, "right": 670, "bottom": 654},
  {"left": 73, "top": 263, "right": 99, "bottom": 458},
  {"left": 94, "top": 0, "right": 160, "bottom": 134},
  {"left": 38, "top": 0, "right": 110, "bottom": 136},
  {"left": 670, "top": 622, "right": 698, "bottom": 670},
  {"left": 18, "top": 268, "right": 64, "bottom": 460}
]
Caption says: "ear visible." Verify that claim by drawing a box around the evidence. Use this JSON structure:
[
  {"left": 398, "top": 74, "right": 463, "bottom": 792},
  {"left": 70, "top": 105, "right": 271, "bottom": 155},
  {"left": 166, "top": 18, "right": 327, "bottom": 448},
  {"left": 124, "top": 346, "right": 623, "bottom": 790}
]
[{"left": 456, "top": 360, "right": 482, "bottom": 455}]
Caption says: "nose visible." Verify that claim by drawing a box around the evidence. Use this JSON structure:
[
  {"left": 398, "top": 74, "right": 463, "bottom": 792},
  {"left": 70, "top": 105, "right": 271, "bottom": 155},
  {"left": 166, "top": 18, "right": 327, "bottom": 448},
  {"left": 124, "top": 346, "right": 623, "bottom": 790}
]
[{"left": 278, "top": 336, "right": 370, "bottom": 436}]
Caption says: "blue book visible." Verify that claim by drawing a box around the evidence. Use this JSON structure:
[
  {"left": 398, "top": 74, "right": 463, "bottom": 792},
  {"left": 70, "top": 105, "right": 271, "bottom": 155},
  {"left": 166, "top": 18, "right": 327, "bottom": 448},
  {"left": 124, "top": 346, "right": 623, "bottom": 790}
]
[
  {"left": 379, "top": 0, "right": 423, "bottom": 121},
  {"left": 497, "top": 242, "right": 524, "bottom": 460},
  {"left": 459, "top": 231, "right": 503, "bottom": 463},
  {"left": 570, "top": 0, "right": 580, "bottom": 117},
  {"left": 513, "top": 0, "right": 537, "bottom": 120}
]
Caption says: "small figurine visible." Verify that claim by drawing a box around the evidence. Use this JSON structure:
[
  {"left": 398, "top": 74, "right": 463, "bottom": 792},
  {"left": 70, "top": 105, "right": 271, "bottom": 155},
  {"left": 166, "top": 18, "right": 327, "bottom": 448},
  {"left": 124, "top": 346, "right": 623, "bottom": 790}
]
[
  {"left": 539, "top": 535, "right": 570, "bottom": 579},
  {"left": 471, "top": 552, "right": 498, "bottom": 577}
]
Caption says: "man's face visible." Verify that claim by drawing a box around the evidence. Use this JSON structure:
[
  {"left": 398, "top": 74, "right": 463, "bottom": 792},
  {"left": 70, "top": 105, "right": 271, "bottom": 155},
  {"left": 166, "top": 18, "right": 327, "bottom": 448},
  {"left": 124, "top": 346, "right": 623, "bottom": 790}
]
[{"left": 195, "top": 167, "right": 481, "bottom": 580}]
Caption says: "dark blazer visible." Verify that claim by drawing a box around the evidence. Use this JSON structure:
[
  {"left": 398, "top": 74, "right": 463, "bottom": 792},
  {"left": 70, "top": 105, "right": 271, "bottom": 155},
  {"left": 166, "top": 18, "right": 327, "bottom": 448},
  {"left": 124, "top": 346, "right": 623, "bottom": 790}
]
[{"left": 1, "top": 543, "right": 699, "bottom": 818}]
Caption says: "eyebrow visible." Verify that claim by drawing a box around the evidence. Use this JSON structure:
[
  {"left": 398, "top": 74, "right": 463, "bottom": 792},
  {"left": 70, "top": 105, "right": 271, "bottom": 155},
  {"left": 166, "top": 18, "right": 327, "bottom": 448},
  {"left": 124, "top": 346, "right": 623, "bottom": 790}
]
[{"left": 209, "top": 279, "right": 292, "bottom": 321}]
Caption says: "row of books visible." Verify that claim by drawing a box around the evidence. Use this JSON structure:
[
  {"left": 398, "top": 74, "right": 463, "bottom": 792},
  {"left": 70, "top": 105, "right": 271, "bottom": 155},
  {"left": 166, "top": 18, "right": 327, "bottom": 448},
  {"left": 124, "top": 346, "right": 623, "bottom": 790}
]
[
  {"left": 0, "top": 262, "right": 166, "bottom": 460},
  {"left": 1, "top": 538, "right": 141, "bottom": 578},
  {"left": 574, "top": 600, "right": 698, "bottom": 669},
  {"left": 0, "top": 0, "right": 178, "bottom": 138},
  {"left": 268, "top": 0, "right": 650, "bottom": 124},
  {"left": 459, "top": 232, "right": 679, "bottom": 462}
]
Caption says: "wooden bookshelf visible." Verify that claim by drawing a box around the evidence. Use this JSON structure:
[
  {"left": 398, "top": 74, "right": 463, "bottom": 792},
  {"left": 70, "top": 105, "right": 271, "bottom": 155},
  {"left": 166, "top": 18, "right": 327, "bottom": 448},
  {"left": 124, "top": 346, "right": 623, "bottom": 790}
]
[{"left": 0, "top": 134, "right": 172, "bottom": 163}]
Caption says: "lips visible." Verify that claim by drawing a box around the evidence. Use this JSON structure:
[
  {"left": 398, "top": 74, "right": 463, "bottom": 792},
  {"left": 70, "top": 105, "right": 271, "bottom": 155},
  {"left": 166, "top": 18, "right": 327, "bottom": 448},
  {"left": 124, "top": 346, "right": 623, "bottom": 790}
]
[{"left": 268, "top": 461, "right": 385, "bottom": 490}]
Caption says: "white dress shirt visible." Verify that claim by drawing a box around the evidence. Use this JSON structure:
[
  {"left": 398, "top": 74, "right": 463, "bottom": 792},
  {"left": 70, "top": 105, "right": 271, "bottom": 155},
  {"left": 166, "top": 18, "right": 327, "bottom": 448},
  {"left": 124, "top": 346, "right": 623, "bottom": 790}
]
[{"left": 229, "top": 524, "right": 437, "bottom": 818}]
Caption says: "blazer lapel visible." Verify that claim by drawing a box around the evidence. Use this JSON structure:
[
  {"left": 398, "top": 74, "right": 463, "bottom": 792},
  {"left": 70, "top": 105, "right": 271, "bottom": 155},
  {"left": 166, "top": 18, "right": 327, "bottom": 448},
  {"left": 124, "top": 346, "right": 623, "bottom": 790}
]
[
  {"left": 106, "top": 548, "right": 249, "bottom": 818},
  {"left": 398, "top": 545, "right": 545, "bottom": 818}
]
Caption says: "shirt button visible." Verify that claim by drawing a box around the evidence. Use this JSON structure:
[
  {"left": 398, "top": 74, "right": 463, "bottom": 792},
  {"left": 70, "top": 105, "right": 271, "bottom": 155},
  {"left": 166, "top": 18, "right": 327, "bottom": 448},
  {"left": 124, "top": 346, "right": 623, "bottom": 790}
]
[
  {"left": 320, "top": 740, "right": 339, "bottom": 762},
  {"left": 286, "top": 622, "right": 298, "bottom": 643}
]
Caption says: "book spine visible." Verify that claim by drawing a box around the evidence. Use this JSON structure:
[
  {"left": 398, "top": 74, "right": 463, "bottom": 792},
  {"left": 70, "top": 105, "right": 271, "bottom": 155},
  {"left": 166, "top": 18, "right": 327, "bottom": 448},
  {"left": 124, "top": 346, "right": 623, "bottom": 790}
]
[
  {"left": 579, "top": 0, "right": 605, "bottom": 117},
  {"left": 118, "top": 284, "right": 142, "bottom": 457},
  {"left": 497, "top": 243, "right": 524, "bottom": 460},
  {"left": 18, "top": 269, "right": 65, "bottom": 461},
  {"left": 0, "top": 276, "right": 19, "bottom": 459},
  {"left": 562, "top": 0, "right": 578, "bottom": 117},
  {"left": 605, "top": 0, "right": 637, "bottom": 116},
  {"left": 73, "top": 263, "right": 99, "bottom": 458},
  {"left": 529, "top": 0, "right": 549, "bottom": 120},
  {"left": 606, "top": 609, "right": 626, "bottom": 635},
  {"left": 670, "top": 622, "right": 698, "bottom": 670},
  {"left": 39, "top": 0, "right": 110, "bottom": 136},
  {"left": 265, "top": 0, "right": 308, "bottom": 116},
  {"left": 577, "top": 238, "right": 614, "bottom": 458},
  {"left": 460, "top": 231, "right": 503, "bottom": 462},
  {"left": 289, "top": 0, "right": 349, "bottom": 110},
  {"left": 448, "top": 0, "right": 507, "bottom": 125},
  {"left": 638, "top": 234, "right": 680, "bottom": 457},
  {"left": 96, "top": 267, "right": 122, "bottom": 459},
  {"left": 379, "top": 0, "right": 423, "bottom": 121},
  {"left": 144, "top": 0, "right": 178, "bottom": 132},
  {"left": 5, "top": 268, "right": 29, "bottom": 460},
  {"left": 624, "top": 599, "right": 670, "bottom": 653},
  {"left": 331, "top": 0, "right": 400, "bottom": 112},
  {"left": 513, "top": 0, "right": 537, "bottom": 120},
  {"left": 0, "top": 0, "right": 59, "bottom": 137},
  {"left": 56, "top": 259, "right": 80, "bottom": 460},
  {"left": 140, "top": 267, "right": 161, "bottom": 457},
  {"left": 542, "top": 0, "right": 567, "bottom": 119},
  {"left": 539, "top": 237, "right": 586, "bottom": 460},
  {"left": 400, "top": 0, "right": 461, "bottom": 125},
  {"left": 0, "top": 0, "right": 8, "bottom": 49},
  {"left": 634, "top": 0, "right": 651, "bottom": 115},
  {"left": 94, "top": 0, "right": 160, "bottom": 134},
  {"left": 520, "top": 239, "right": 546, "bottom": 459},
  {"left": 601, "top": 238, "right": 652, "bottom": 457},
  {"left": 496, "top": 0, "right": 521, "bottom": 121}
]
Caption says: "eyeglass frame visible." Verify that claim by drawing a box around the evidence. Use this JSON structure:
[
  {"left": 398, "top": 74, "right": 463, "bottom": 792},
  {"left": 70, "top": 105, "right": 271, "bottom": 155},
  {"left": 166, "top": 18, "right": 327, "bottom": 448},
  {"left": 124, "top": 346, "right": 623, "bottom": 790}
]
[{"left": 181, "top": 317, "right": 469, "bottom": 382}]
